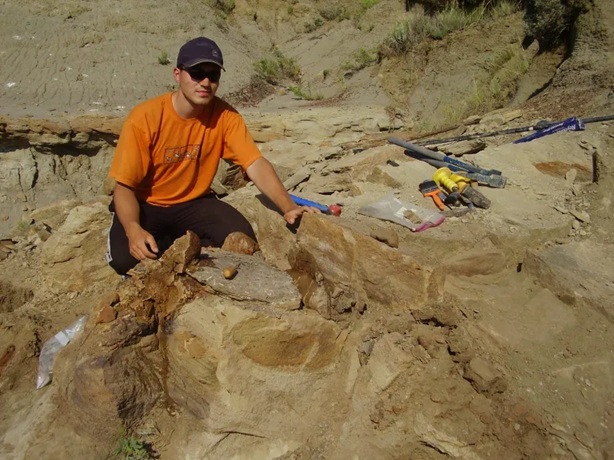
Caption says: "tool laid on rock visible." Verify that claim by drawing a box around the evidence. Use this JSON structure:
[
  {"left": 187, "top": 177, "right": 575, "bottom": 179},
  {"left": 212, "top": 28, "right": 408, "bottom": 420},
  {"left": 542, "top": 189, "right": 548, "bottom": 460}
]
[
  {"left": 418, "top": 180, "right": 446, "bottom": 211},
  {"left": 402, "top": 150, "right": 507, "bottom": 188},
  {"left": 388, "top": 136, "right": 503, "bottom": 177},
  {"left": 433, "top": 167, "right": 469, "bottom": 194},
  {"left": 513, "top": 116, "right": 585, "bottom": 144},
  {"left": 290, "top": 194, "right": 342, "bottom": 216},
  {"left": 414, "top": 114, "right": 614, "bottom": 146},
  {"left": 433, "top": 167, "right": 491, "bottom": 209},
  {"left": 462, "top": 186, "right": 491, "bottom": 209}
]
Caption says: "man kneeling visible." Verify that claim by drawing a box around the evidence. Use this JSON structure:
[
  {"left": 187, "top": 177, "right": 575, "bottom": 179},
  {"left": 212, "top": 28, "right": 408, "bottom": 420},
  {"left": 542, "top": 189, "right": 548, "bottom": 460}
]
[{"left": 106, "top": 36, "right": 316, "bottom": 275}]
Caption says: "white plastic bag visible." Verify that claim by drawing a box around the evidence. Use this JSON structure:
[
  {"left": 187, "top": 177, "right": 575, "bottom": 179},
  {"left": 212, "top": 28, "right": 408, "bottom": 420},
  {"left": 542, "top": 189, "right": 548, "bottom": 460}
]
[
  {"left": 36, "top": 315, "right": 88, "bottom": 389},
  {"left": 358, "top": 193, "right": 445, "bottom": 232}
]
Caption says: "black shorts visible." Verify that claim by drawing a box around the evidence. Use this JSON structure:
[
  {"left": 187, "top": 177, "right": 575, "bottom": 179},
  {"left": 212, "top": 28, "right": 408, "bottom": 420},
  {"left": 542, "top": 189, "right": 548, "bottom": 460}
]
[{"left": 105, "top": 194, "right": 255, "bottom": 275}]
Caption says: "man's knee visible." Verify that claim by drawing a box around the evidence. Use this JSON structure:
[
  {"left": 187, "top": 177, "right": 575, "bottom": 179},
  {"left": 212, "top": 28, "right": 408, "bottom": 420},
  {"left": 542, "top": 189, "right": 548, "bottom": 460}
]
[
  {"left": 107, "top": 253, "right": 138, "bottom": 276},
  {"left": 232, "top": 215, "right": 256, "bottom": 240}
]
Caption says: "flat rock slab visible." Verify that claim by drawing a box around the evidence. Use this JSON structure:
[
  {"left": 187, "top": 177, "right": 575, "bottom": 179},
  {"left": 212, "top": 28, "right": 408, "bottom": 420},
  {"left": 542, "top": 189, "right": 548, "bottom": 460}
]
[
  {"left": 187, "top": 249, "right": 301, "bottom": 311},
  {"left": 525, "top": 240, "right": 614, "bottom": 321},
  {"left": 445, "top": 271, "right": 578, "bottom": 352},
  {"left": 476, "top": 287, "right": 576, "bottom": 350}
]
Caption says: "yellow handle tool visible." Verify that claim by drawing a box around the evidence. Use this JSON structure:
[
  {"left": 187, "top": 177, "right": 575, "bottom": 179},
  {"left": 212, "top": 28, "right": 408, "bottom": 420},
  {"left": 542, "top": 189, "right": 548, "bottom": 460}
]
[
  {"left": 434, "top": 167, "right": 491, "bottom": 209},
  {"left": 433, "top": 167, "right": 470, "bottom": 193}
]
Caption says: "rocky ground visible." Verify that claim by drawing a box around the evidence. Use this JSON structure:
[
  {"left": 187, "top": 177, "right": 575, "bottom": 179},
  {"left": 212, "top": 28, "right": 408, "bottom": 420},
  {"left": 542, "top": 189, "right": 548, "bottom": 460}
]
[{"left": 1, "top": 0, "right": 614, "bottom": 459}]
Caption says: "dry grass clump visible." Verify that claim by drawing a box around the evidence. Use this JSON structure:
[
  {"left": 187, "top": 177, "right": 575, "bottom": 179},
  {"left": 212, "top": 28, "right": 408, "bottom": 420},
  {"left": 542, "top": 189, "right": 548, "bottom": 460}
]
[
  {"left": 437, "top": 43, "right": 530, "bottom": 126},
  {"left": 341, "top": 48, "right": 378, "bottom": 72},
  {"left": 380, "top": 0, "right": 520, "bottom": 57},
  {"left": 253, "top": 49, "right": 301, "bottom": 85}
]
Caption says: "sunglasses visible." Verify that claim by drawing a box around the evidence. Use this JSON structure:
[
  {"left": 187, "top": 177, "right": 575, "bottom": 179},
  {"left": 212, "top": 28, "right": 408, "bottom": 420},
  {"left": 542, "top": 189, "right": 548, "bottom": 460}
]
[{"left": 181, "top": 66, "right": 221, "bottom": 83}]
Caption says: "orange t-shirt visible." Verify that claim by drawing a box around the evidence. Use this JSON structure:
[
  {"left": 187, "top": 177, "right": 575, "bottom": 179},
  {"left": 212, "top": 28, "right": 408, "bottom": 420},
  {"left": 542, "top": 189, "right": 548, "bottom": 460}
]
[{"left": 109, "top": 93, "right": 262, "bottom": 206}]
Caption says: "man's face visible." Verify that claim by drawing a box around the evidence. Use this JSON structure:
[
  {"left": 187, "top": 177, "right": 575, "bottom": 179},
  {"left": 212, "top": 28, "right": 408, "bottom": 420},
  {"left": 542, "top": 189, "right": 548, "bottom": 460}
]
[{"left": 174, "top": 63, "right": 221, "bottom": 106}]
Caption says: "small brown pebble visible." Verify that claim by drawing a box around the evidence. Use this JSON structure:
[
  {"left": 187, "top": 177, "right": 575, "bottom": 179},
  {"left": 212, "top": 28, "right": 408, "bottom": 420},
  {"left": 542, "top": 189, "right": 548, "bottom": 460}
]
[{"left": 223, "top": 265, "right": 238, "bottom": 280}]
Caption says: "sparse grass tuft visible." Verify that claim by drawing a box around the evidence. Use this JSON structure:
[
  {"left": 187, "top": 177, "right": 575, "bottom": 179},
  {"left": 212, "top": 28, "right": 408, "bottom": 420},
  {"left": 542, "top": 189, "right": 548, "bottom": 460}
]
[
  {"left": 304, "top": 16, "right": 324, "bottom": 33},
  {"left": 490, "top": 0, "right": 521, "bottom": 18},
  {"left": 65, "top": 5, "right": 91, "bottom": 19},
  {"left": 114, "top": 436, "right": 154, "bottom": 460},
  {"left": 214, "top": 10, "right": 229, "bottom": 31},
  {"left": 351, "top": 0, "right": 380, "bottom": 22},
  {"left": 289, "top": 85, "right": 323, "bottom": 101},
  {"left": 14, "top": 220, "right": 31, "bottom": 236},
  {"left": 379, "top": 1, "right": 522, "bottom": 57},
  {"left": 254, "top": 49, "right": 301, "bottom": 85},
  {"left": 207, "top": 0, "right": 236, "bottom": 15},
  {"left": 432, "top": 5, "right": 484, "bottom": 36},
  {"left": 319, "top": 5, "right": 349, "bottom": 22},
  {"left": 341, "top": 48, "right": 377, "bottom": 72},
  {"left": 380, "top": 12, "right": 431, "bottom": 56},
  {"left": 437, "top": 43, "right": 529, "bottom": 124},
  {"left": 487, "top": 45, "right": 530, "bottom": 101},
  {"left": 360, "top": 0, "right": 380, "bottom": 11},
  {"left": 157, "top": 51, "right": 171, "bottom": 65}
]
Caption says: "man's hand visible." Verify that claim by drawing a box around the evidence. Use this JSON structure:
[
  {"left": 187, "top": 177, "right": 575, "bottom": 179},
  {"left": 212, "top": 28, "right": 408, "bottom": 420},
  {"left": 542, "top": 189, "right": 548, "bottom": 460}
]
[
  {"left": 246, "top": 158, "right": 321, "bottom": 223},
  {"left": 113, "top": 182, "right": 159, "bottom": 261},
  {"left": 283, "top": 205, "right": 320, "bottom": 225},
  {"left": 125, "top": 224, "right": 159, "bottom": 261}
]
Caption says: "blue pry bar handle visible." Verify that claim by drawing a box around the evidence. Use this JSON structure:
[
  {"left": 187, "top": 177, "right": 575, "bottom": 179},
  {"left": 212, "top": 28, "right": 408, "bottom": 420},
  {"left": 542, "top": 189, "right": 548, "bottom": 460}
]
[
  {"left": 513, "top": 116, "right": 585, "bottom": 144},
  {"left": 403, "top": 150, "right": 506, "bottom": 188},
  {"left": 289, "top": 194, "right": 330, "bottom": 213},
  {"left": 388, "top": 136, "right": 502, "bottom": 176}
]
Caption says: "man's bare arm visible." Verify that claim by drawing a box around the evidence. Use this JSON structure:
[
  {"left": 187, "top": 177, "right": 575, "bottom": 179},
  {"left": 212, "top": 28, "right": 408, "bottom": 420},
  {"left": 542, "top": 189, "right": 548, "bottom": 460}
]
[
  {"left": 245, "top": 158, "right": 319, "bottom": 224},
  {"left": 113, "top": 182, "right": 159, "bottom": 260}
]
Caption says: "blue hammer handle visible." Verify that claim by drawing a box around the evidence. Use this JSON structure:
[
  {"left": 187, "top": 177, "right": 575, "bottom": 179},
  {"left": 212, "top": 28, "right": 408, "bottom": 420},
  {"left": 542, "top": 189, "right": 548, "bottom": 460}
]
[{"left": 289, "top": 194, "right": 330, "bottom": 213}]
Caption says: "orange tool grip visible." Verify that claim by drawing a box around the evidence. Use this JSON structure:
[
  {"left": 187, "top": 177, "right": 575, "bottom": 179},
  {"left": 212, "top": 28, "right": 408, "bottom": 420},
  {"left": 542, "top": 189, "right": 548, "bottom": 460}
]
[{"left": 424, "top": 190, "right": 446, "bottom": 210}]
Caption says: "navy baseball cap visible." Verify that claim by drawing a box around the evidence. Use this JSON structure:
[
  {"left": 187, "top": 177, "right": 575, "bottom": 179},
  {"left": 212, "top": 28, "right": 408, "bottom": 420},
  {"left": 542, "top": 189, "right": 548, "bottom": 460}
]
[{"left": 177, "top": 37, "right": 225, "bottom": 70}]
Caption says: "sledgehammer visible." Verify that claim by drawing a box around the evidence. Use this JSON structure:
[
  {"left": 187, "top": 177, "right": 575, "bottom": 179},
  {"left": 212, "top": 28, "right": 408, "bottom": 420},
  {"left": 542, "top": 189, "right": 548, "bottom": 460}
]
[
  {"left": 388, "top": 136, "right": 503, "bottom": 176},
  {"left": 290, "top": 194, "right": 342, "bottom": 216}
]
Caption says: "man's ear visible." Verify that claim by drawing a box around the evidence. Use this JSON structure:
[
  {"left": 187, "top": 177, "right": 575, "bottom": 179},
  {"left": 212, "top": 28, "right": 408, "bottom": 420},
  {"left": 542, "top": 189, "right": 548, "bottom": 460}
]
[{"left": 173, "top": 67, "right": 181, "bottom": 83}]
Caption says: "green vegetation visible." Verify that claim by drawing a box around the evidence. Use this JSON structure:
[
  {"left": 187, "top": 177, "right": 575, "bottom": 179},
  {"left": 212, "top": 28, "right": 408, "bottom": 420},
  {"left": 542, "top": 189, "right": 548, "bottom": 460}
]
[
  {"left": 342, "top": 48, "right": 377, "bottom": 72},
  {"left": 486, "top": 44, "right": 530, "bottom": 101},
  {"left": 525, "top": 0, "right": 566, "bottom": 50},
  {"left": 318, "top": 5, "right": 349, "bottom": 21},
  {"left": 485, "top": 44, "right": 528, "bottom": 74},
  {"left": 304, "top": 16, "right": 324, "bottom": 33},
  {"left": 113, "top": 436, "right": 154, "bottom": 460},
  {"left": 524, "top": 0, "right": 590, "bottom": 50},
  {"left": 289, "top": 85, "right": 323, "bottom": 101},
  {"left": 207, "top": 0, "right": 235, "bottom": 15},
  {"left": 380, "top": 6, "right": 479, "bottom": 56},
  {"left": 254, "top": 49, "right": 301, "bottom": 85},
  {"left": 203, "top": 0, "right": 235, "bottom": 29},
  {"left": 15, "top": 220, "right": 31, "bottom": 236},
  {"left": 214, "top": 10, "right": 230, "bottom": 31},
  {"left": 437, "top": 43, "right": 529, "bottom": 125},
  {"left": 490, "top": 0, "right": 521, "bottom": 18},
  {"left": 380, "top": 1, "right": 520, "bottom": 57},
  {"left": 157, "top": 51, "right": 171, "bottom": 65},
  {"left": 360, "top": 0, "right": 380, "bottom": 11},
  {"left": 65, "top": 5, "right": 91, "bottom": 18}
]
